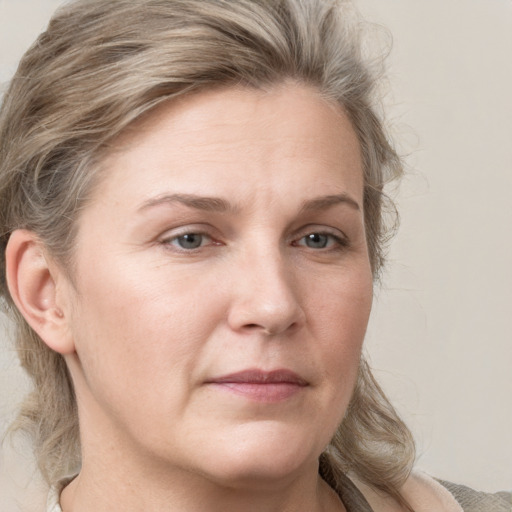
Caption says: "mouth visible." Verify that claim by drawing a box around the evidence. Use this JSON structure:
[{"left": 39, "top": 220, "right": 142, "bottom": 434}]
[{"left": 205, "top": 369, "right": 308, "bottom": 402}]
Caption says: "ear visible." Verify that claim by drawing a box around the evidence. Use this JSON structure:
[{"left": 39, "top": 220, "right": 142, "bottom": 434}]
[{"left": 5, "top": 229, "right": 75, "bottom": 354}]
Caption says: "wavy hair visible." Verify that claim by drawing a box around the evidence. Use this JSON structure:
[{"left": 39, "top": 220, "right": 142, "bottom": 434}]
[{"left": 0, "top": 0, "right": 414, "bottom": 508}]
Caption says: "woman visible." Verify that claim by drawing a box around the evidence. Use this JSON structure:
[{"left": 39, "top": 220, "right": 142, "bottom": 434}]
[{"left": 0, "top": 1, "right": 510, "bottom": 511}]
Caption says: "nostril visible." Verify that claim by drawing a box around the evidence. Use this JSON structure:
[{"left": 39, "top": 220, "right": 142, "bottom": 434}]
[
  {"left": 243, "top": 323, "right": 272, "bottom": 333},
  {"left": 241, "top": 321, "right": 300, "bottom": 336}
]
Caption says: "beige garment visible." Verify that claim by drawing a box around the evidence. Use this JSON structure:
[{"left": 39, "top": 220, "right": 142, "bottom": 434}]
[
  {"left": 339, "top": 472, "right": 511, "bottom": 512},
  {"left": 46, "top": 473, "right": 511, "bottom": 511}
]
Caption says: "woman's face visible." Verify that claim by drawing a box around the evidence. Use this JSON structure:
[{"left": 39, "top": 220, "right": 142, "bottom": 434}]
[{"left": 62, "top": 83, "right": 373, "bottom": 486}]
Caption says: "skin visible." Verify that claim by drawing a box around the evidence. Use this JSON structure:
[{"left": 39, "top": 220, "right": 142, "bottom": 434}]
[{"left": 8, "top": 82, "right": 375, "bottom": 511}]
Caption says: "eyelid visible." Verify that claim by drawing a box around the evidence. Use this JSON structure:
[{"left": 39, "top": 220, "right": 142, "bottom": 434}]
[
  {"left": 295, "top": 234, "right": 346, "bottom": 248},
  {"left": 292, "top": 225, "right": 348, "bottom": 240},
  {"left": 158, "top": 224, "right": 221, "bottom": 251},
  {"left": 168, "top": 233, "right": 212, "bottom": 246}
]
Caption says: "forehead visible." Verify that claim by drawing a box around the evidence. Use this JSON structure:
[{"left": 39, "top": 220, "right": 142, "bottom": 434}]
[{"left": 93, "top": 83, "right": 363, "bottom": 207}]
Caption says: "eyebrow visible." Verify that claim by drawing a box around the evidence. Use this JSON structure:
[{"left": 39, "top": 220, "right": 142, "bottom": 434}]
[
  {"left": 138, "top": 192, "right": 360, "bottom": 214},
  {"left": 138, "top": 193, "right": 236, "bottom": 213},
  {"left": 299, "top": 193, "right": 361, "bottom": 213}
]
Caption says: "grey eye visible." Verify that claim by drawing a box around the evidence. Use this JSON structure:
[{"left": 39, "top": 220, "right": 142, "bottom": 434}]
[
  {"left": 174, "top": 233, "right": 204, "bottom": 249},
  {"left": 303, "top": 233, "right": 329, "bottom": 249}
]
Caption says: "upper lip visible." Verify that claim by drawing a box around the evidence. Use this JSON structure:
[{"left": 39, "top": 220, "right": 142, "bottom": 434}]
[{"left": 207, "top": 369, "right": 308, "bottom": 386}]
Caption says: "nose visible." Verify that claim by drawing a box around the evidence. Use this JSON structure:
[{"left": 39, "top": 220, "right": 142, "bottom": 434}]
[{"left": 227, "top": 245, "right": 306, "bottom": 336}]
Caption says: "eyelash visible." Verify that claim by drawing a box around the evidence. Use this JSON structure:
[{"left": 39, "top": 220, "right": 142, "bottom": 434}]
[
  {"left": 160, "top": 231, "right": 217, "bottom": 251},
  {"left": 160, "top": 229, "right": 349, "bottom": 253},
  {"left": 292, "top": 232, "right": 348, "bottom": 251}
]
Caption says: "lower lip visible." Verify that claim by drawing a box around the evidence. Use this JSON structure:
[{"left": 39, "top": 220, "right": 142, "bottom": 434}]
[{"left": 209, "top": 382, "right": 305, "bottom": 402}]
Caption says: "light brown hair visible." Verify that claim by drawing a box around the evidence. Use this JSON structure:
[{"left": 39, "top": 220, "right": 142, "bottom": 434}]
[{"left": 0, "top": 0, "right": 414, "bottom": 508}]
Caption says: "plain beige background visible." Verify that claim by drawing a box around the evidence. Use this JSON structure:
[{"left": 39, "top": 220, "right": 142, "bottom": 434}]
[{"left": 0, "top": 0, "right": 511, "bottom": 509}]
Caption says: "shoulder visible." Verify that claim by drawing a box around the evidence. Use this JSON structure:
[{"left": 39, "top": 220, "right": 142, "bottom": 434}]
[
  {"left": 436, "top": 479, "right": 512, "bottom": 512},
  {"left": 353, "top": 471, "right": 511, "bottom": 512},
  {"left": 351, "top": 471, "right": 462, "bottom": 512}
]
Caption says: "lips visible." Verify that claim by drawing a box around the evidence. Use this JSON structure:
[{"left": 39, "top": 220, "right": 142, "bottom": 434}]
[{"left": 206, "top": 369, "right": 308, "bottom": 402}]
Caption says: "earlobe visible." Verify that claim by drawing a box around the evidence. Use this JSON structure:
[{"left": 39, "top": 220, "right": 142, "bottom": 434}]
[{"left": 5, "top": 229, "right": 75, "bottom": 354}]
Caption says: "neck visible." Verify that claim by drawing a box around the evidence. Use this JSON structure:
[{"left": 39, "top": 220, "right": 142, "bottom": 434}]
[{"left": 60, "top": 460, "right": 345, "bottom": 512}]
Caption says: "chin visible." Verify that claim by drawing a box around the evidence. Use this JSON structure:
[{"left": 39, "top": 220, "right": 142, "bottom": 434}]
[{"left": 192, "top": 424, "right": 324, "bottom": 489}]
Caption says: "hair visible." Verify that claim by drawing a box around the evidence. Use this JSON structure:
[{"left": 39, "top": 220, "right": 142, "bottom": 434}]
[{"left": 0, "top": 0, "right": 414, "bottom": 508}]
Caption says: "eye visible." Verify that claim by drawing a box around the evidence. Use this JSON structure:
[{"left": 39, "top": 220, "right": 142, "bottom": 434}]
[
  {"left": 165, "top": 232, "right": 213, "bottom": 250},
  {"left": 303, "top": 233, "right": 330, "bottom": 249},
  {"left": 294, "top": 232, "right": 346, "bottom": 250}
]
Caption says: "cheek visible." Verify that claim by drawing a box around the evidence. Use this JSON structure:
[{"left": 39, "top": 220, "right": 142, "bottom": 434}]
[
  {"left": 310, "top": 269, "right": 373, "bottom": 398},
  {"left": 68, "top": 259, "right": 222, "bottom": 409},
  {"left": 312, "top": 266, "right": 373, "bottom": 343}
]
